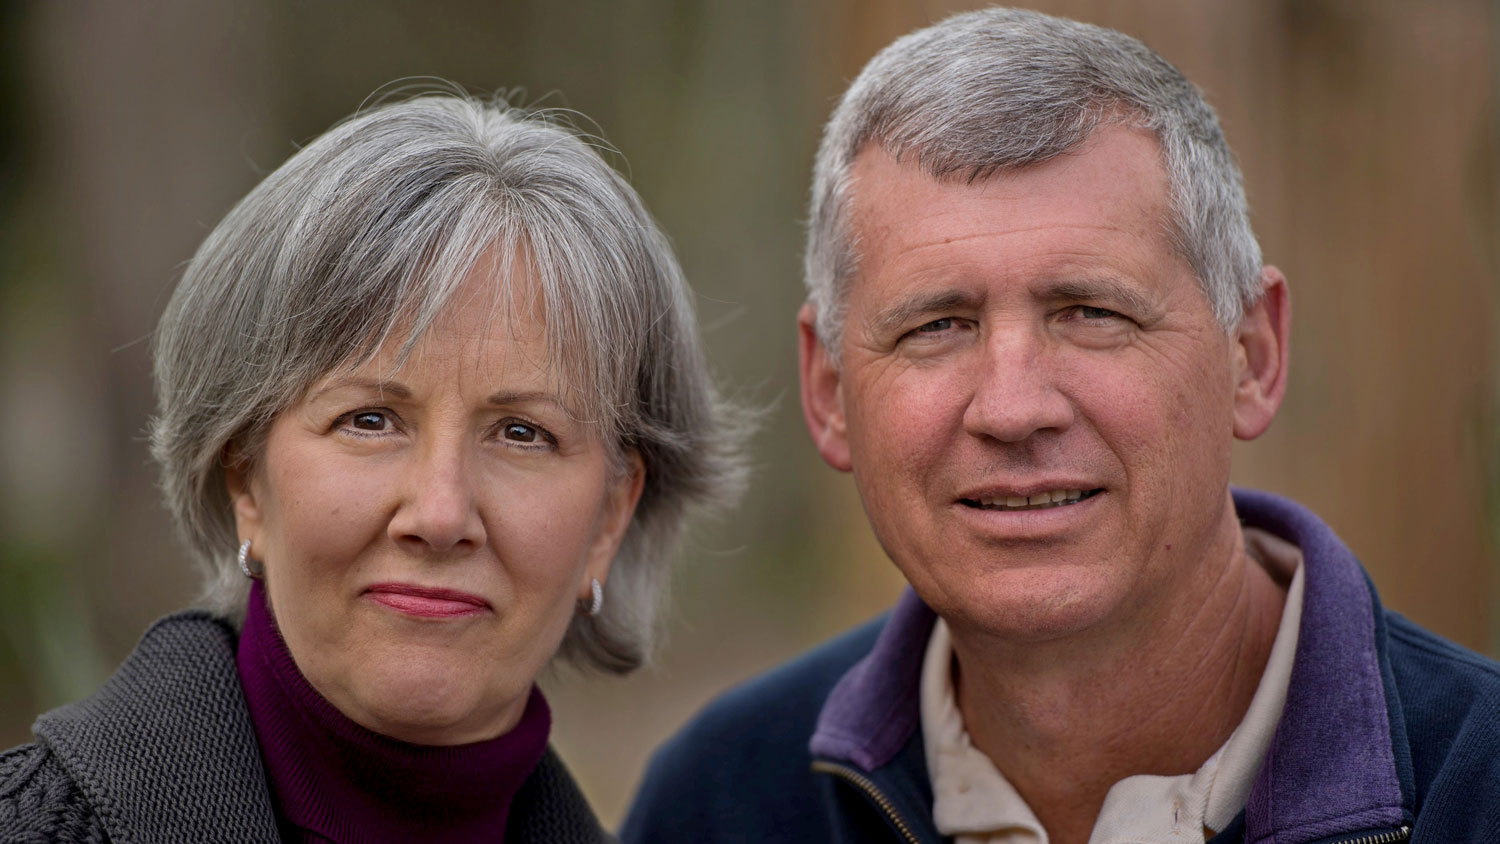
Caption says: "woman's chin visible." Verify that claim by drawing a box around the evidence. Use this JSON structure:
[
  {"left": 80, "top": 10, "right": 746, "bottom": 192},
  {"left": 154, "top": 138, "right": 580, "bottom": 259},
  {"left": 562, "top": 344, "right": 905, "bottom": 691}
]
[{"left": 337, "top": 667, "right": 523, "bottom": 746}]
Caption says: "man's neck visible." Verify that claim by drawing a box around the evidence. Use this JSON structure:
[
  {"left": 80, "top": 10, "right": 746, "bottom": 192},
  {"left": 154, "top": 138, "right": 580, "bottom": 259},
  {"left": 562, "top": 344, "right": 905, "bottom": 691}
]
[{"left": 948, "top": 524, "right": 1289, "bottom": 844}]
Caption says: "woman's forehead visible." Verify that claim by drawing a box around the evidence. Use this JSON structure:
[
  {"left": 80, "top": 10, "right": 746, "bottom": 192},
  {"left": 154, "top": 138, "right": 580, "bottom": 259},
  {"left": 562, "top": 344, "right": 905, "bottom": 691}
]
[{"left": 318, "top": 263, "right": 602, "bottom": 415}]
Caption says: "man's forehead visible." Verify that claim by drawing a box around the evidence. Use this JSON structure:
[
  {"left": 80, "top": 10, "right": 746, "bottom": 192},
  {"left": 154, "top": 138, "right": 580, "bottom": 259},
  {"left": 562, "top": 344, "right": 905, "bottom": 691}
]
[
  {"left": 836, "top": 127, "right": 1213, "bottom": 344},
  {"left": 845, "top": 128, "right": 1176, "bottom": 278},
  {"left": 847, "top": 126, "right": 1172, "bottom": 226}
]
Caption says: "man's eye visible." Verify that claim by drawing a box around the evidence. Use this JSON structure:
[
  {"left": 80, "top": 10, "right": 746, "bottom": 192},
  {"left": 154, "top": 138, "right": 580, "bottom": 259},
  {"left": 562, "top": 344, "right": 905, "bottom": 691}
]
[
  {"left": 915, "top": 318, "right": 955, "bottom": 333},
  {"left": 1077, "top": 306, "right": 1119, "bottom": 321}
]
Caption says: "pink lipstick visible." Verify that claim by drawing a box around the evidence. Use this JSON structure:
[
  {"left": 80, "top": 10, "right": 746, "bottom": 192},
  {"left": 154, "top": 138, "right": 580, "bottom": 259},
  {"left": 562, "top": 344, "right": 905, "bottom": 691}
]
[{"left": 364, "top": 583, "right": 490, "bottom": 618}]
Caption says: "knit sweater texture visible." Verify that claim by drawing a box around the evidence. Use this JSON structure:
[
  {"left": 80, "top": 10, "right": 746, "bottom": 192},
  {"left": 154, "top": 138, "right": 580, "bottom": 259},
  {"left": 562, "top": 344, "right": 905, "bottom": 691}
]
[{"left": 0, "top": 609, "right": 614, "bottom": 843}]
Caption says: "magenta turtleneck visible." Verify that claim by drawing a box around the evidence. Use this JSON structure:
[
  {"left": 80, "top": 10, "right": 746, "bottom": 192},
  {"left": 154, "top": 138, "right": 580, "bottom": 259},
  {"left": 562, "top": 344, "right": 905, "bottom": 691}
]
[{"left": 235, "top": 580, "right": 551, "bottom": 843}]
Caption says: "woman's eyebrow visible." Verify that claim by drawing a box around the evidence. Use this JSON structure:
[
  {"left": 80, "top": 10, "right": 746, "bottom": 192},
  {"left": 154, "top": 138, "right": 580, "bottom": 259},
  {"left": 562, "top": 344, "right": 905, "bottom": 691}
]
[
  {"left": 307, "top": 378, "right": 413, "bottom": 402},
  {"left": 485, "top": 390, "right": 566, "bottom": 410},
  {"left": 306, "top": 382, "right": 567, "bottom": 409}
]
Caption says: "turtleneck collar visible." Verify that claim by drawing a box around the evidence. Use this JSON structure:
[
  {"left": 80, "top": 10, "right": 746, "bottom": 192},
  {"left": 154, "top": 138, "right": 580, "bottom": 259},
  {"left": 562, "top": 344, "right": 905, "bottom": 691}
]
[{"left": 236, "top": 580, "right": 551, "bottom": 843}]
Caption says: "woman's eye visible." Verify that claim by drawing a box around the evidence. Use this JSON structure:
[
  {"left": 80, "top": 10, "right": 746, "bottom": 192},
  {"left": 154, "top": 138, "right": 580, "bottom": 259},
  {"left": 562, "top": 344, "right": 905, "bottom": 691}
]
[
  {"left": 348, "top": 411, "right": 390, "bottom": 432},
  {"left": 502, "top": 421, "right": 543, "bottom": 444},
  {"left": 499, "top": 419, "right": 557, "bottom": 448}
]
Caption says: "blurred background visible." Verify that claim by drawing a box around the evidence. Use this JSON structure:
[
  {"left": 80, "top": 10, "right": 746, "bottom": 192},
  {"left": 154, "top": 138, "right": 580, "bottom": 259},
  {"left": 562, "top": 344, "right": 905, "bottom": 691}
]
[{"left": 0, "top": 0, "right": 1495, "bottom": 827}]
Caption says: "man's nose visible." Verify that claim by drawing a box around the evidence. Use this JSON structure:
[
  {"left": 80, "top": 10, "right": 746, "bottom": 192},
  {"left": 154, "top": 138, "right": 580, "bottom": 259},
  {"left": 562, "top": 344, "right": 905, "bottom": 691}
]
[
  {"left": 962, "top": 325, "right": 1075, "bottom": 443},
  {"left": 387, "top": 440, "right": 487, "bottom": 554}
]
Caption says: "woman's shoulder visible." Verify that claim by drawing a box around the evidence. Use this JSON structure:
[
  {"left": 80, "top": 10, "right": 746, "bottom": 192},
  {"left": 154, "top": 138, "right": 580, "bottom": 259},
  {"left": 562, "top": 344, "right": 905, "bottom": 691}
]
[
  {"left": 8, "top": 609, "right": 280, "bottom": 842},
  {"left": 0, "top": 740, "right": 109, "bottom": 842},
  {"left": 32, "top": 610, "right": 245, "bottom": 755},
  {"left": 510, "top": 746, "right": 621, "bottom": 844}
]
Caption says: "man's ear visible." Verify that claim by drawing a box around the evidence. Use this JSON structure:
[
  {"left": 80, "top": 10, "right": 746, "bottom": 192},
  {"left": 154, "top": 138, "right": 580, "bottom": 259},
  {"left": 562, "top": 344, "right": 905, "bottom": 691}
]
[
  {"left": 798, "top": 304, "right": 852, "bottom": 472},
  {"left": 1232, "top": 266, "right": 1291, "bottom": 441}
]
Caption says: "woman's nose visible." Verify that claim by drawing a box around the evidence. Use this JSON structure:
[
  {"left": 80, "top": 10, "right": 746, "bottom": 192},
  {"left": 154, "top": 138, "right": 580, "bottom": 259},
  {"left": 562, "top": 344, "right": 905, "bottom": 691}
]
[{"left": 387, "top": 442, "right": 487, "bottom": 554}]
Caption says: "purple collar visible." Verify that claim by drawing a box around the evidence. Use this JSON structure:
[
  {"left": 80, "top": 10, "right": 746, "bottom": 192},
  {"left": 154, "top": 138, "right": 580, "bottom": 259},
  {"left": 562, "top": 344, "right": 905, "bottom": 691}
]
[
  {"left": 236, "top": 580, "right": 551, "bottom": 843},
  {"left": 810, "top": 488, "right": 1406, "bottom": 843}
]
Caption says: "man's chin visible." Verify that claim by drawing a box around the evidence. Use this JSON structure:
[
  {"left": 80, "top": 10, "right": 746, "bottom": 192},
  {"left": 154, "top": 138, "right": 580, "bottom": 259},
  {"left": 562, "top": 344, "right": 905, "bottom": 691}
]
[{"left": 919, "top": 564, "right": 1127, "bottom": 644}]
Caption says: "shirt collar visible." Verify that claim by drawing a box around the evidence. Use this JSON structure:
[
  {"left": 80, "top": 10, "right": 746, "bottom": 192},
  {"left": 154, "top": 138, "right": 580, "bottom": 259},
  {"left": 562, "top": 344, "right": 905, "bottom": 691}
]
[
  {"left": 809, "top": 488, "right": 1409, "bottom": 844},
  {"left": 918, "top": 529, "right": 1306, "bottom": 842}
]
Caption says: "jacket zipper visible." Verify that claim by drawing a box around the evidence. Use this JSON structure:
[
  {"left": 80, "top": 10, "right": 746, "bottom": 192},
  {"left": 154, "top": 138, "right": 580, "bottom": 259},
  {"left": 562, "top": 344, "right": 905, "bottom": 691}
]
[
  {"left": 1334, "top": 827, "right": 1410, "bottom": 844},
  {"left": 814, "top": 762, "right": 1410, "bottom": 844},
  {"left": 811, "top": 760, "right": 923, "bottom": 844}
]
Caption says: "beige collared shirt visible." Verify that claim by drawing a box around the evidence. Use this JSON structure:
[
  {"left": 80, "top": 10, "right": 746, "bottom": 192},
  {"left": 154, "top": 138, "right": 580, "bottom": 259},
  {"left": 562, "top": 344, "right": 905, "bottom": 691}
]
[{"left": 920, "top": 528, "right": 1305, "bottom": 844}]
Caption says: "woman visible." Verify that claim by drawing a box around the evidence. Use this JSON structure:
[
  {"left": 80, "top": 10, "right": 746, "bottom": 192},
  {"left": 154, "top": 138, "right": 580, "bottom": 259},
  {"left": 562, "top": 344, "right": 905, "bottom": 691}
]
[{"left": 0, "top": 92, "right": 740, "bottom": 842}]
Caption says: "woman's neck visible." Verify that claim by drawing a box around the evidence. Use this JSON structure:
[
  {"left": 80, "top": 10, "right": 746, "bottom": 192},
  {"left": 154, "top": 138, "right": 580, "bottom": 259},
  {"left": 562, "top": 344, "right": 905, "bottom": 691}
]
[{"left": 235, "top": 580, "right": 551, "bottom": 843}]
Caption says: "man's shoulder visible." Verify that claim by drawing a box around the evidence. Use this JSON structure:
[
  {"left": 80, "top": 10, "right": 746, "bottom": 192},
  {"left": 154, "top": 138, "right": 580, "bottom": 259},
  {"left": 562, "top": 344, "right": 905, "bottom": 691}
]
[
  {"left": 1386, "top": 611, "right": 1500, "bottom": 687},
  {"left": 645, "top": 613, "right": 886, "bottom": 773},
  {"left": 680, "top": 613, "right": 887, "bottom": 742},
  {"left": 1384, "top": 610, "right": 1500, "bottom": 738},
  {"left": 622, "top": 613, "right": 888, "bottom": 843},
  {"left": 1381, "top": 610, "right": 1500, "bottom": 838}
]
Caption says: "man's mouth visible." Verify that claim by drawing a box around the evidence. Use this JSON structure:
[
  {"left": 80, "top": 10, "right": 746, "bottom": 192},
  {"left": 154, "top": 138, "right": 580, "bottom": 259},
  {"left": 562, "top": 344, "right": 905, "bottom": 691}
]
[{"left": 959, "top": 488, "right": 1103, "bottom": 511}]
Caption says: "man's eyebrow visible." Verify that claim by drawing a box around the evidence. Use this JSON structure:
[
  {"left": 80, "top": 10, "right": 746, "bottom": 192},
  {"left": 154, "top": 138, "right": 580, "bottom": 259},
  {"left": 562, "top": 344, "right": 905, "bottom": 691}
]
[
  {"left": 865, "top": 289, "right": 980, "bottom": 337},
  {"left": 1044, "top": 279, "right": 1159, "bottom": 318}
]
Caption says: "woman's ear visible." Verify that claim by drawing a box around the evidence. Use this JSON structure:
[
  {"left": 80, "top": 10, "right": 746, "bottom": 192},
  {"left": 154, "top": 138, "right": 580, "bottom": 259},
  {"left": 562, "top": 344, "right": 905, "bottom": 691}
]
[
  {"left": 582, "top": 450, "right": 646, "bottom": 595},
  {"left": 798, "top": 304, "right": 852, "bottom": 472},
  {"left": 223, "top": 446, "right": 264, "bottom": 543},
  {"left": 1232, "top": 266, "right": 1291, "bottom": 441}
]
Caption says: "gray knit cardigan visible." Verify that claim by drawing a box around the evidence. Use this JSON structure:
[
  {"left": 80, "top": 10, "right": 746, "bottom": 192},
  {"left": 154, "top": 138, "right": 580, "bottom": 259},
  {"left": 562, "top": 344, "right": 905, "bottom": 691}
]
[{"left": 0, "top": 611, "right": 616, "bottom": 843}]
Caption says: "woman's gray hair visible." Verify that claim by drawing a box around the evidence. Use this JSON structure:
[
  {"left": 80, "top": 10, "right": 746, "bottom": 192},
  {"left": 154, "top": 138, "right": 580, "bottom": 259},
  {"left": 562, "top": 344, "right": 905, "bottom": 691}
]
[
  {"left": 150, "top": 91, "right": 744, "bottom": 674},
  {"left": 805, "top": 7, "right": 1263, "bottom": 361}
]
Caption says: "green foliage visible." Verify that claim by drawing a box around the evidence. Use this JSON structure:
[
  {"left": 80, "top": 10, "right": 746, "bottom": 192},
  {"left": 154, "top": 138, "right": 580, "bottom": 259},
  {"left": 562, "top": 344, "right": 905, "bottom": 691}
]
[{"left": 0, "top": 541, "right": 106, "bottom": 714}]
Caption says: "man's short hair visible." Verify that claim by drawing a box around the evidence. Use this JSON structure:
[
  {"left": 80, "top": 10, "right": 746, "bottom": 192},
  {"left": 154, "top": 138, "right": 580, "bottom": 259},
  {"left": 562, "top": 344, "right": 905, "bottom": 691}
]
[{"left": 804, "top": 6, "right": 1264, "bottom": 362}]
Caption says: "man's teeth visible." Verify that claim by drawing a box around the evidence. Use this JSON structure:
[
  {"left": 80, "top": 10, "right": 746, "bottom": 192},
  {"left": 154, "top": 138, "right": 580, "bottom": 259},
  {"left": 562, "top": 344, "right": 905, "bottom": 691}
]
[{"left": 974, "top": 490, "right": 1089, "bottom": 510}]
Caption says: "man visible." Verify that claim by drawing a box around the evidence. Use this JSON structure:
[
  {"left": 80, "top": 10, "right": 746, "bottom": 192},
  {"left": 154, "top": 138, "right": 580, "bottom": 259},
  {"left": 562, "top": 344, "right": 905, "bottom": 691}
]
[{"left": 624, "top": 8, "right": 1500, "bottom": 844}]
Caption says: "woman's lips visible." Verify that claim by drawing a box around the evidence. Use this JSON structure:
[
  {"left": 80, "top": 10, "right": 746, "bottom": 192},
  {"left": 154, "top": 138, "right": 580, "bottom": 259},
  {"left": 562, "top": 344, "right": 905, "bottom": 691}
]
[{"left": 363, "top": 583, "right": 490, "bottom": 618}]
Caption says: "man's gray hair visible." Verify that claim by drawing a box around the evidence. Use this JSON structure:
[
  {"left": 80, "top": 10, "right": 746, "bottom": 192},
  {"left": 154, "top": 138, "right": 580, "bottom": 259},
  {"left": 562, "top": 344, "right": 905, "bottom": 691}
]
[
  {"left": 150, "top": 92, "right": 744, "bottom": 674},
  {"left": 805, "top": 7, "right": 1263, "bottom": 359}
]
